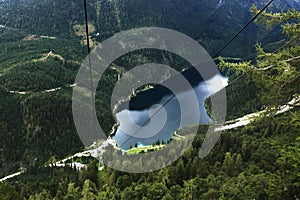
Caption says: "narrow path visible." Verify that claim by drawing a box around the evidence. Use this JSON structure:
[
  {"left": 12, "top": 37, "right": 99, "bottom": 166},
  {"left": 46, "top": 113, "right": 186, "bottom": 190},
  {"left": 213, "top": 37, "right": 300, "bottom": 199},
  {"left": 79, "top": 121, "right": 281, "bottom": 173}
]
[
  {"left": 9, "top": 84, "right": 77, "bottom": 95},
  {"left": 215, "top": 96, "right": 300, "bottom": 131},
  {"left": 0, "top": 171, "right": 25, "bottom": 183},
  {"left": 0, "top": 24, "right": 16, "bottom": 30}
]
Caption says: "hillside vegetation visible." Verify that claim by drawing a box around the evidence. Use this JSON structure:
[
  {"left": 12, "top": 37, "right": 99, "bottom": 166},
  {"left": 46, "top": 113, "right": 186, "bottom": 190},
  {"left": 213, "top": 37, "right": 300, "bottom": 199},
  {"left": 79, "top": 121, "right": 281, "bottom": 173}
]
[{"left": 0, "top": 2, "right": 299, "bottom": 200}]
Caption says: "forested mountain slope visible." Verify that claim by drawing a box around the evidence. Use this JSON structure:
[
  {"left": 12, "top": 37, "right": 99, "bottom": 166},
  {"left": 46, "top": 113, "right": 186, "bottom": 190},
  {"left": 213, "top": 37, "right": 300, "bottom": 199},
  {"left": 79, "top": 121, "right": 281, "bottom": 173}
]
[
  {"left": 0, "top": 1, "right": 299, "bottom": 199},
  {"left": 0, "top": 0, "right": 299, "bottom": 56}
]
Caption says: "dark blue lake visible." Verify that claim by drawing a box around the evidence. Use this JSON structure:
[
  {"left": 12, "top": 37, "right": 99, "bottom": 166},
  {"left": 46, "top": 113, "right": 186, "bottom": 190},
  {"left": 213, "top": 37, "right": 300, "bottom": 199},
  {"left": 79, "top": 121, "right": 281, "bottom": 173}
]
[{"left": 113, "top": 67, "right": 228, "bottom": 150}]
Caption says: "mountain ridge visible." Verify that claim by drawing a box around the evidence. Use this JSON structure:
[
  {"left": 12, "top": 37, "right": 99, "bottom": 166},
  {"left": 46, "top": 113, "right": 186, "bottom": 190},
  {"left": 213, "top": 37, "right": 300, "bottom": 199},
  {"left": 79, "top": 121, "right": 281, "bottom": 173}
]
[{"left": 0, "top": 0, "right": 298, "bottom": 57}]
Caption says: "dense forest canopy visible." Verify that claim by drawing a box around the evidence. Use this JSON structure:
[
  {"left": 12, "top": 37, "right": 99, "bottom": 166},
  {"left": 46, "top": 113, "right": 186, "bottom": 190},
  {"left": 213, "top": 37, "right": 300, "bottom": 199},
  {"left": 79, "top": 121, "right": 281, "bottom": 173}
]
[
  {"left": 0, "top": 1, "right": 299, "bottom": 200},
  {"left": 0, "top": 0, "right": 299, "bottom": 57}
]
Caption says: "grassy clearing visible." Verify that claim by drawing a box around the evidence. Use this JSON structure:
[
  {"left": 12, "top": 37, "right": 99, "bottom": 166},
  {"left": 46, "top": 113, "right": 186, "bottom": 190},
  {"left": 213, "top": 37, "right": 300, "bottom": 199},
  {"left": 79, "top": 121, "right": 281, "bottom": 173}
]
[
  {"left": 73, "top": 23, "right": 95, "bottom": 37},
  {"left": 126, "top": 144, "right": 166, "bottom": 154}
]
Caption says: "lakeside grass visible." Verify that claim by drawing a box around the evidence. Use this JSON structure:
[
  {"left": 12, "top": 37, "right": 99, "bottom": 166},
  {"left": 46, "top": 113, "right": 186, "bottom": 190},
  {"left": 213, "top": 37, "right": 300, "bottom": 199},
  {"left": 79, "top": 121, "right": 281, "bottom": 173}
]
[
  {"left": 125, "top": 131, "right": 186, "bottom": 154},
  {"left": 126, "top": 144, "right": 166, "bottom": 154}
]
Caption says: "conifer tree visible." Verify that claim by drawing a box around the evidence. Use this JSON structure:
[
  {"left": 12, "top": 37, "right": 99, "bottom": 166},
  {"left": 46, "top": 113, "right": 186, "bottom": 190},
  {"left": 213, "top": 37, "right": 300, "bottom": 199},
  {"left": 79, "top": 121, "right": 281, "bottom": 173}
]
[{"left": 219, "top": 7, "right": 300, "bottom": 108}]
